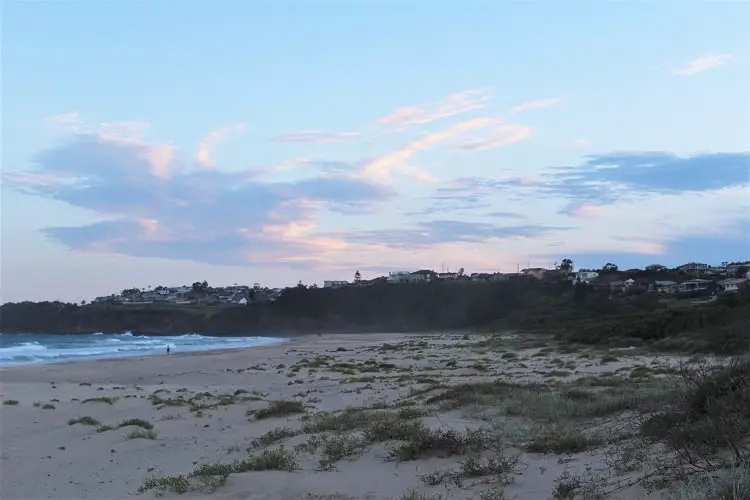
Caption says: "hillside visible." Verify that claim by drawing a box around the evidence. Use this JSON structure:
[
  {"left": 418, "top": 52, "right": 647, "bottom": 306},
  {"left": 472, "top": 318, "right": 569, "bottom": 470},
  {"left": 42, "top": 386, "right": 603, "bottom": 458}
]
[{"left": 1, "top": 278, "right": 749, "bottom": 353}]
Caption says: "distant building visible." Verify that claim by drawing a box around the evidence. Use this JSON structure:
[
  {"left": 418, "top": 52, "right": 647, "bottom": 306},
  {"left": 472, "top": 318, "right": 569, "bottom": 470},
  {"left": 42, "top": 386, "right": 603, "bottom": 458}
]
[
  {"left": 678, "top": 279, "right": 712, "bottom": 293},
  {"left": 718, "top": 278, "right": 748, "bottom": 293},
  {"left": 521, "top": 268, "right": 547, "bottom": 279},
  {"left": 410, "top": 270, "right": 437, "bottom": 283},
  {"left": 652, "top": 280, "right": 678, "bottom": 294},
  {"left": 323, "top": 280, "right": 349, "bottom": 288},
  {"left": 437, "top": 272, "right": 459, "bottom": 280},
  {"left": 677, "top": 262, "right": 711, "bottom": 277},
  {"left": 574, "top": 271, "right": 599, "bottom": 284},
  {"left": 386, "top": 271, "right": 411, "bottom": 284}
]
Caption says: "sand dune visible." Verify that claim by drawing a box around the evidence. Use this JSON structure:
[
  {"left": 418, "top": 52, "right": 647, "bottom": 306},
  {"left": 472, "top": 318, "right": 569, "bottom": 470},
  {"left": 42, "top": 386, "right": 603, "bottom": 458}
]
[{"left": 0, "top": 332, "right": 718, "bottom": 499}]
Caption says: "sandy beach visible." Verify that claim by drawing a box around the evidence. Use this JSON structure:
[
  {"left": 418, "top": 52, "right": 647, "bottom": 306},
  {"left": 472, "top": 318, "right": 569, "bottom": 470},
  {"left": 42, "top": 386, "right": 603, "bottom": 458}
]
[{"left": 0, "top": 332, "right": 717, "bottom": 500}]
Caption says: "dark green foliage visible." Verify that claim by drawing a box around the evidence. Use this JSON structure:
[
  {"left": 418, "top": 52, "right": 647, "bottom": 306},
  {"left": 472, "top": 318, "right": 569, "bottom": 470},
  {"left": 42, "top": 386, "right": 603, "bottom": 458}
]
[{"left": 1, "top": 281, "right": 747, "bottom": 354}]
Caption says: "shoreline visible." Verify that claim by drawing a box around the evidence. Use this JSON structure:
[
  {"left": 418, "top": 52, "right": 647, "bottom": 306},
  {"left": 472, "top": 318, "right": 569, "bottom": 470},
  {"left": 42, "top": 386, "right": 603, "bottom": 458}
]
[{"left": 0, "top": 336, "right": 295, "bottom": 372}]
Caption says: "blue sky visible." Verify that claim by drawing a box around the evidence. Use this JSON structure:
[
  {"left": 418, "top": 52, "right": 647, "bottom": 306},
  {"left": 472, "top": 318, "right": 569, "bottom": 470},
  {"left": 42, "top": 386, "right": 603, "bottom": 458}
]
[{"left": 2, "top": 1, "right": 749, "bottom": 303}]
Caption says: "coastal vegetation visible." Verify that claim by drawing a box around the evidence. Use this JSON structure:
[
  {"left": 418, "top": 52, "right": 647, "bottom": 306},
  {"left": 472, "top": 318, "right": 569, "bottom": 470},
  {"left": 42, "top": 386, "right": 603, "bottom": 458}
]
[{"left": 2, "top": 275, "right": 748, "bottom": 355}]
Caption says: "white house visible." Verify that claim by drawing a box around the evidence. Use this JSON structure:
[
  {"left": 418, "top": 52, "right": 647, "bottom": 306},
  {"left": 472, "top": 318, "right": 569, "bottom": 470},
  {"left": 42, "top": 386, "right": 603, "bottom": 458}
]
[
  {"left": 437, "top": 272, "right": 459, "bottom": 280},
  {"left": 718, "top": 278, "right": 748, "bottom": 293},
  {"left": 575, "top": 271, "right": 599, "bottom": 284},
  {"left": 678, "top": 279, "right": 712, "bottom": 293}
]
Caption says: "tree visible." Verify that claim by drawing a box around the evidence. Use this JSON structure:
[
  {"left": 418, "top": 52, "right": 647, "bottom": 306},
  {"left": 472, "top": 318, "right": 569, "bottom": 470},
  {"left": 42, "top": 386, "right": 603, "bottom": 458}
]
[
  {"left": 354, "top": 270, "right": 362, "bottom": 283},
  {"left": 458, "top": 267, "right": 465, "bottom": 277},
  {"left": 559, "top": 258, "right": 574, "bottom": 272},
  {"left": 602, "top": 263, "right": 619, "bottom": 273}
]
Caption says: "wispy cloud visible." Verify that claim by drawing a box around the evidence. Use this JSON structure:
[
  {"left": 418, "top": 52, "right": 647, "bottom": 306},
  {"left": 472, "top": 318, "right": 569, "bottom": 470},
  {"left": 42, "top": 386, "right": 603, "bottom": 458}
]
[
  {"left": 98, "top": 121, "right": 150, "bottom": 140},
  {"left": 358, "top": 118, "right": 531, "bottom": 184},
  {"left": 510, "top": 98, "right": 562, "bottom": 113},
  {"left": 374, "top": 88, "right": 493, "bottom": 126},
  {"left": 325, "top": 220, "right": 568, "bottom": 250},
  {"left": 271, "top": 130, "right": 360, "bottom": 143},
  {"left": 46, "top": 111, "right": 84, "bottom": 132},
  {"left": 454, "top": 123, "right": 532, "bottom": 152},
  {"left": 196, "top": 123, "right": 246, "bottom": 168},
  {"left": 559, "top": 202, "right": 607, "bottom": 219},
  {"left": 674, "top": 53, "right": 731, "bottom": 76}
]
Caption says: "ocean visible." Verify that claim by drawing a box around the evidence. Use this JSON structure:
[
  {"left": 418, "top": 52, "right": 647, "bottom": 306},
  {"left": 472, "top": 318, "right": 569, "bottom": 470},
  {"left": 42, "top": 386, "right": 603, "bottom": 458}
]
[{"left": 0, "top": 332, "right": 287, "bottom": 366}]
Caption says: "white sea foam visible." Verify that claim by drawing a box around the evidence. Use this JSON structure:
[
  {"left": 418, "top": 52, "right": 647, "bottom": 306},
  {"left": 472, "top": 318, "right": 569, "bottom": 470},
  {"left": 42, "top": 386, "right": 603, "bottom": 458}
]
[{"left": 0, "top": 332, "right": 286, "bottom": 366}]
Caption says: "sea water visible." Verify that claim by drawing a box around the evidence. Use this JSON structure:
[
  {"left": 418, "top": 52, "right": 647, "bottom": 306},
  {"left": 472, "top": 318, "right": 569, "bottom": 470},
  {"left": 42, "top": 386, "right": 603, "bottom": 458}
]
[{"left": 0, "top": 332, "right": 287, "bottom": 366}]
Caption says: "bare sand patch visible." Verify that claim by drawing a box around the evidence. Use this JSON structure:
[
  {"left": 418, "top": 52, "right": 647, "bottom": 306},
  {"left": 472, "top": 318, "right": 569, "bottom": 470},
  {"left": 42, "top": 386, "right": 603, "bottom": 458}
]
[{"left": 1, "top": 332, "right": 747, "bottom": 499}]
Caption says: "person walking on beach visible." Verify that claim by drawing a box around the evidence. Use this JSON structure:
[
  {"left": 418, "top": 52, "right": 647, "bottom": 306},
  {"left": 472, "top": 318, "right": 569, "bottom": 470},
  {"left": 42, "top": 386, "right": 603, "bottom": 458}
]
[{"left": 166, "top": 345, "right": 171, "bottom": 354}]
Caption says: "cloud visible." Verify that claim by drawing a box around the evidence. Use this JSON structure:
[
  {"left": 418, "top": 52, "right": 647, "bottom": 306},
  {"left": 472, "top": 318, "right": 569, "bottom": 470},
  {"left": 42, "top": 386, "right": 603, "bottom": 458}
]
[
  {"left": 196, "top": 123, "right": 246, "bottom": 168},
  {"left": 454, "top": 123, "right": 533, "bottom": 152},
  {"left": 674, "top": 53, "right": 731, "bottom": 76},
  {"left": 325, "top": 220, "right": 568, "bottom": 250},
  {"left": 98, "top": 121, "right": 150, "bottom": 140},
  {"left": 486, "top": 211, "right": 528, "bottom": 220},
  {"left": 46, "top": 111, "right": 84, "bottom": 132},
  {"left": 4, "top": 133, "right": 393, "bottom": 267},
  {"left": 558, "top": 202, "right": 607, "bottom": 219},
  {"left": 533, "top": 188, "right": 750, "bottom": 269},
  {"left": 358, "top": 118, "right": 531, "bottom": 184},
  {"left": 454, "top": 152, "right": 750, "bottom": 209},
  {"left": 271, "top": 130, "right": 360, "bottom": 143},
  {"left": 510, "top": 98, "right": 562, "bottom": 113},
  {"left": 374, "top": 88, "right": 493, "bottom": 126}
]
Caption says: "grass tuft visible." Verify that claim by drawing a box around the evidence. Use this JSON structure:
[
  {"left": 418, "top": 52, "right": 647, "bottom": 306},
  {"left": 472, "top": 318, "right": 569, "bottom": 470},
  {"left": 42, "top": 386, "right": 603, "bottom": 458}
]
[{"left": 251, "top": 400, "right": 305, "bottom": 420}]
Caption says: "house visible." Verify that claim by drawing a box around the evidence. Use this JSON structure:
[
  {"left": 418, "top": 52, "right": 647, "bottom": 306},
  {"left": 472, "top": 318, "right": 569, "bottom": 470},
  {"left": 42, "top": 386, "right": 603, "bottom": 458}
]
[
  {"left": 323, "top": 280, "right": 349, "bottom": 288},
  {"left": 718, "top": 278, "right": 749, "bottom": 293},
  {"left": 677, "top": 262, "right": 711, "bottom": 277},
  {"left": 591, "top": 279, "right": 624, "bottom": 293},
  {"left": 410, "top": 270, "right": 437, "bottom": 283},
  {"left": 489, "top": 273, "right": 509, "bottom": 281},
  {"left": 726, "top": 262, "right": 750, "bottom": 277},
  {"left": 652, "top": 280, "right": 678, "bottom": 294},
  {"left": 387, "top": 271, "right": 411, "bottom": 283},
  {"left": 521, "top": 268, "right": 547, "bottom": 279},
  {"left": 678, "top": 279, "right": 712, "bottom": 293},
  {"left": 437, "top": 272, "right": 459, "bottom": 280},
  {"left": 470, "top": 273, "right": 490, "bottom": 282},
  {"left": 574, "top": 270, "right": 599, "bottom": 284}
]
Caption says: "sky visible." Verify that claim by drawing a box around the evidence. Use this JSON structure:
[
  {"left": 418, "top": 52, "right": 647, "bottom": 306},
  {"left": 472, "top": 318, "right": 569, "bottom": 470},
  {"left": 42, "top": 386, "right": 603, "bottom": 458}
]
[{"left": 2, "top": 1, "right": 749, "bottom": 303}]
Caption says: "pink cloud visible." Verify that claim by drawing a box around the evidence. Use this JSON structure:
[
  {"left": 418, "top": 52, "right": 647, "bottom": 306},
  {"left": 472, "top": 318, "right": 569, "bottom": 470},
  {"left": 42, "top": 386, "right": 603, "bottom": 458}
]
[
  {"left": 98, "top": 121, "right": 150, "bottom": 140},
  {"left": 674, "top": 53, "right": 731, "bottom": 76},
  {"left": 271, "top": 130, "right": 360, "bottom": 143},
  {"left": 455, "top": 123, "right": 533, "bottom": 152},
  {"left": 565, "top": 203, "right": 606, "bottom": 219},
  {"left": 358, "top": 118, "right": 495, "bottom": 184},
  {"left": 374, "top": 88, "right": 493, "bottom": 126},
  {"left": 510, "top": 98, "right": 562, "bottom": 113},
  {"left": 196, "top": 123, "right": 246, "bottom": 168}
]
